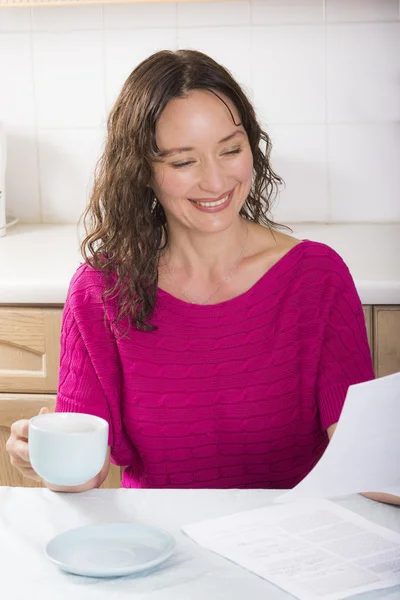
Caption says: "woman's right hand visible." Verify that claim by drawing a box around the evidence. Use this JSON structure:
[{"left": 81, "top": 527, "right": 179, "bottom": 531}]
[
  {"left": 6, "top": 408, "right": 111, "bottom": 492},
  {"left": 5, "top": 407, "right": 50, "bottom": 482}
]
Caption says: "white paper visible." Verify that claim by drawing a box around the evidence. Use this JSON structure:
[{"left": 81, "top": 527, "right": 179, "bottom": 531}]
[
  {"left": 379, "top": 487, "right": 400, "bottom": 496},
  {"left": 277, "top": 372, "right": 400, "bottom": 503},
  {"left": 182, "top": 499, "right": 400, "bottom": 600}
]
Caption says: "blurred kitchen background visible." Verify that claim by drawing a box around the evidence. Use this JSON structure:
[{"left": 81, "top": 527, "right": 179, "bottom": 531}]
[{"left": 0, "top": 0, "right": 399, "bottom": 228}]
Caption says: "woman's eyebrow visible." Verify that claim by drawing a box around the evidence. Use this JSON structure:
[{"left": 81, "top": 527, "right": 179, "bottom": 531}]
[{"left": 158, "top": 130, "right": 245, "bottom": 158}]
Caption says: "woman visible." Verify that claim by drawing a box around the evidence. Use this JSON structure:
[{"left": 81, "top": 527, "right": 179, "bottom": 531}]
[{"left": 6, "top": 50, "right": 398, "bottom": 503}]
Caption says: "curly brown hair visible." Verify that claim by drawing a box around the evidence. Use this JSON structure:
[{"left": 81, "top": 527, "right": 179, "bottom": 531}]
[{"left": 80, "top": 49, "right": 286, "bottom": 334}]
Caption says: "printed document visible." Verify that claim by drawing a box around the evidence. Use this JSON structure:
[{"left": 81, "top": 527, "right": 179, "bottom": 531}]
[
  {"left": 278, "top": 372, "right": 400, "bottom": 502},
  {"left": 182, "top": 499, "right": 400, "bottom": 600}
]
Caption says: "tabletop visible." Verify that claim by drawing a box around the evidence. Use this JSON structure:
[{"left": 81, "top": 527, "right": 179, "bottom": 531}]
[{"left": 1, "top": 487, "right": 399, "bottom": 600}]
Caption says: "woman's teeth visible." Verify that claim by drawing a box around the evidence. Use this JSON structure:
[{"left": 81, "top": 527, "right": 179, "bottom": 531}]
[{"left": 191, "top": 193, "right": 230, "bottom": 207}]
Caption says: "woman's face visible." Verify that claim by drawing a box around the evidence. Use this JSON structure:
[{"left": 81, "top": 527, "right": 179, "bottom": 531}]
[{"left": 151, "top": 89, "right": 254, "bottom": 235}]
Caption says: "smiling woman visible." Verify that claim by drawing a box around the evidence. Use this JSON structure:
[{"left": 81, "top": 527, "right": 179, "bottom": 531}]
[
  {"left": 79, "top": 49, "right": 285, "bottom": 329},
  {"left": 6, "top": 49, "right": 390, "bottom": 501}
]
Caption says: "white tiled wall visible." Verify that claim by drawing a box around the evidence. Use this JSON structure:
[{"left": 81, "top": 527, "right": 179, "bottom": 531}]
[{"left": 0, "top": 0, "right": 399, "bottom": 225}]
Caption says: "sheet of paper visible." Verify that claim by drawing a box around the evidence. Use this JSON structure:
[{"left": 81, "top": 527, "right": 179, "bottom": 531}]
[
  {"left": 182, "top": 499, "right": 400, "bottom": 600},
  {"left": 379, "top": 487, "right": 400, "bottom": 496},
  {"left": 277, "top": 372, "right": 400, "bottom": 503}
]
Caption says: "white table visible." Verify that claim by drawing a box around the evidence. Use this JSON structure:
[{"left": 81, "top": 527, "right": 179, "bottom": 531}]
[{"left": 1, "top": 488, "right": 399, "bottom": 600}]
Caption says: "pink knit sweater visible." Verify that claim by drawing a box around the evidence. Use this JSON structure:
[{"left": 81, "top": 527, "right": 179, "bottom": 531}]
[{"left": 56, "top": 241, "right": 374, "bottom": 489}]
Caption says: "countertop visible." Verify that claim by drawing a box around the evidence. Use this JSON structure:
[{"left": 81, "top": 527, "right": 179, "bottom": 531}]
[
  {"left": 0, "top": 222, "right": 399, "bottom": 305},
  {"left": 1, "top": 488, "right": 399, "bottom": 600}
]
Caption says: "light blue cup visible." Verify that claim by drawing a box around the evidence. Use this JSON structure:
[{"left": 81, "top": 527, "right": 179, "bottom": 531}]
[{"left": 29, "top": 413, "right": 109, "bottom": 486}]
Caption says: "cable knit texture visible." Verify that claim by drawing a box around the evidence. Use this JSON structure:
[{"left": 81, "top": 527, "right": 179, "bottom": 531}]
[{"left": 56, "top": 241, "right": 375, "bottom": 489}]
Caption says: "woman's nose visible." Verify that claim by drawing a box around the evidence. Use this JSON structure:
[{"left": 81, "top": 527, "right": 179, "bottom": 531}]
[{"left": 198, "top": 161, "right": 226, "bottom": 195}]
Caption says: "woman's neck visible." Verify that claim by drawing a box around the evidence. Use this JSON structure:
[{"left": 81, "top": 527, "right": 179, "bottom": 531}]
[{"left": 162, "top": 218, "right": 249, "bottom": 281}]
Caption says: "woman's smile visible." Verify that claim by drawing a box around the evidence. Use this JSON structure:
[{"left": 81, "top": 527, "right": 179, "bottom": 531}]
[{"left": 188, "top": 188, "right": 234, "bottom": 212}]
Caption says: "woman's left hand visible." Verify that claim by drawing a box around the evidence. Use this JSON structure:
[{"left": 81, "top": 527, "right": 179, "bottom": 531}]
[{"left": 327, "top": 423, "right": 400, "bottom": 507}]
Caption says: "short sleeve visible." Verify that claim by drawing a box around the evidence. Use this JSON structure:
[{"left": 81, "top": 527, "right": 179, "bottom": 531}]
[
  {"left": 55, "top": 265, "right": 138, "bottom": 467},
  {"left": 317, "top": 253, "right": 375, "bottom": 431}
]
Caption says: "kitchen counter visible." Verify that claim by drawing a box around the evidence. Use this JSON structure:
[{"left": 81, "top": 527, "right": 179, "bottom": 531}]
[{"left": 0, "top": 222, "right": 399, "bottom": 305}]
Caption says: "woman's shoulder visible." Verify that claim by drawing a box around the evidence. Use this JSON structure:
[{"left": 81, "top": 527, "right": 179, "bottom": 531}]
[
  {"left": 251, "top": 227, "right": 354, "bottom": 296},
  {"left": 287, "top": 237, "right": 357, "bottom": 298},
  {"left": 296, "top": 238, "right": 351, "bottom": 275},
  {"left": 67, "top": 261, "right": 115, "bottom": 309},
  {"left": 267, "top": 229, "right": 350, "bottom": 276}
]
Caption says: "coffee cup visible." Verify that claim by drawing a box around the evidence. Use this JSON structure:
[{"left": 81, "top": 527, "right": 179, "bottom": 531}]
[{"left": 28, "top": 412, "right": 109, "bottom": 486}]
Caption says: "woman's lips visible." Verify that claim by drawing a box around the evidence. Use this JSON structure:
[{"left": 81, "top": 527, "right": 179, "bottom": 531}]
[{"left": 188, "top": 188, "right": 234, "bottom": 213}]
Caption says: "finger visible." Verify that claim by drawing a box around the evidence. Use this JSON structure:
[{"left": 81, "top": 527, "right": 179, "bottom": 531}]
[
  {"left": 9, "top": 454, "right": 31, "bottom": 469},
  {"left": 39, "top": 407, "right": 50, "bottom": 415},
  {"left": 11, "top": 439, "right": 30, "bottom": 463},
  {"left": 15, "top": 466, "right": 42, "bottom": 482},
  {"left": 10, "top": 419, "right": 29, "bottom": 440}
]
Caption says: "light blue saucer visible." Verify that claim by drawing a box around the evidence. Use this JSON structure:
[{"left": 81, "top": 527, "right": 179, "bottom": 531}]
[{"left": 45, "top": 522, "right": 175, "bottom": 578}]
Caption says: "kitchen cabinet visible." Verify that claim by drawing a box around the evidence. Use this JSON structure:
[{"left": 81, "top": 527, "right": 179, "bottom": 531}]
[
  {"left": 363, "top": 306, "right": 372, "bottom": 351},
  {"left": 0, "top": 304, "right": 399, "bottom": 488},
  {"left": 373, "top": 306, "right": 400, "bottom": 378},
  {"left": 0, "top": 394, "right": 55, "bottom": 488},
  {"left": 0, "top": 306, "right": 122, "bottom": 488},
  {"left": 0, "top": 308, "right": 61, "bottom": 394}
]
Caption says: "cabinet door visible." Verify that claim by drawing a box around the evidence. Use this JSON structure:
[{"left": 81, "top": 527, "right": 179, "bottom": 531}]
[
  {"left": 0, "top": 307, "right": 62, "bottom": 394},
  {"left": 373, "top": 306, "right": 400, "bottom": 378},
  {"left": 0, "top": 394, "right": 56, "bottom": 487},
  {"left": 0, "top": 394, "right": 121, "bottom": 488},
  {"left": 362, "top": 306, "right": 373, "bottom": 352}
]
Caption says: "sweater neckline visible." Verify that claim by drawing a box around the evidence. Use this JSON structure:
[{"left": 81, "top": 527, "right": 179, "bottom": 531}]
[{"left": 157, "top": 239, "right": 313, "bottom": 313}]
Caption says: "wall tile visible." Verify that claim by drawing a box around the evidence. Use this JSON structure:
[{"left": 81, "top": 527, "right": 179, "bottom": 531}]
[
  {"left": 104, "top": 2, "right": 176, "bottom": 29},
  {"left": 0, "top": 8, "right": 31, "bottom": 32},
  {"left": 0, "top": 33, "right": 39, "bottom": 222},
  {"left": 326, "top": 0, "right": 399, "bottom": 23},
  {"left": 252, "top": 25, "right": 325, "bottom": 124},
  {"left": 178, "top": 2, "right": 250, "bottom": 27},
  {"left": 105, "top": 29, "right": 177, "bottom": 111},
  {"left": 0, "top": 33, "right": 35, "bottom": 128},
  {"left": 328, "top": 124, "right": 400, "bottom": 222},
  {"left": 32, "top": 6, "right": 102, "bottom": 31},
  {"left": 178, "top": 27, "right": 252, "bottom": 97},
  {"left": 327, "top": 23, "right": 400, "bottom": 123},
  {"left": 268, "top": 124, "right": 329, "bottom": 222},
  {"left": 251, "top": 0, "right": 324, "bottom": 24},
  {"left": 38, "top": 128, "right": 105, "bottom": 223},
  {"left": 32, "top": 32, "right": 105, "bottom": 128},
  {"left": 5, "top": 131, "right": 40, "bottom": 223}
]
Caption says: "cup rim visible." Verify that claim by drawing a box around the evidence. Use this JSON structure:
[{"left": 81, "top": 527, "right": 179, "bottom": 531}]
[{"left": 29, "top": 412, "right": 109, "bottom": 434}]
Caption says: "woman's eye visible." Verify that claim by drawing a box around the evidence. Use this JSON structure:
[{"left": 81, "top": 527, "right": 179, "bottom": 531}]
[
  {"left": 171, "top": 161, "right": 193, "bottom": 169},
  {"left": 224, "top": 148, "right": 242, "bottom": 156},
  {"left": 171, "top": 148, "right": 242, "bottom": 169}
]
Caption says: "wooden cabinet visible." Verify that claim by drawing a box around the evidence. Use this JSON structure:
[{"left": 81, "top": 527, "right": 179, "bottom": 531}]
[
  {"left": 373, "top": 306, "right": 400, "bottom": 378},
  {"left": 0, "top": 308, "right": 61, "bottom": 394},
  {"left": 0, "top": 304, "right": 399, "bottom": 487},
  {"left": 363, "top": 305, "right": 373, "bottom": 353},
  {"left": 0, "top": 307, "right": 121, "bottom": 488},
  {"left": 0, "top": 394, "right": 56, "bottom": 488}
]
